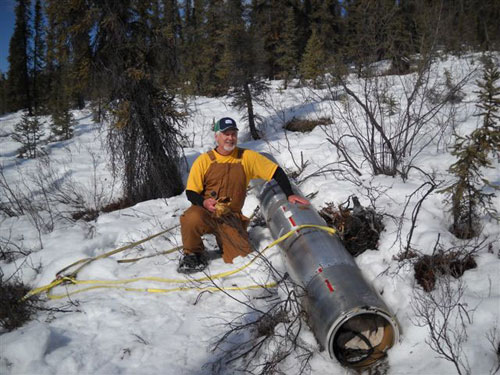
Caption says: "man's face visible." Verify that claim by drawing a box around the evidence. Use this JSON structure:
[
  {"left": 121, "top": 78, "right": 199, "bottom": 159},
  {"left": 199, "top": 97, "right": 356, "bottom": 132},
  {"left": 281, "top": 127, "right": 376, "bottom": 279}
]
[{"left": 216, "top": 129, "right": 238, "bottom": 153}]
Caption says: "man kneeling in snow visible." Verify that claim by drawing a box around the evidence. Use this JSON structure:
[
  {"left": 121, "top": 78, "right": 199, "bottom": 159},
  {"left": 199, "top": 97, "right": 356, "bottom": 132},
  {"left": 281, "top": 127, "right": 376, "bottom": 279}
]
[{"left": 178, "top": 117, "right": 309, "bottom": 273}]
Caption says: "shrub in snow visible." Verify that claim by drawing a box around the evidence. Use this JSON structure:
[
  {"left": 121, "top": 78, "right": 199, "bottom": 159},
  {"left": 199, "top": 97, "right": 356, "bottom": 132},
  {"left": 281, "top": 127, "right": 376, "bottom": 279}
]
[
  {"left": 413, "top": 251, "right": 477, "bottom": 292},
  {"left": 0, "top": 277, "right": 41, "bottom": 332},
  {"left": 427, "top": 69, "right": 466, "bottom": 105},
  {"left": 50, "top": 106, "right": 75, "bottom": 141},
  {"left": 11, "top": 113, "right": 45, "bottom": 158}
]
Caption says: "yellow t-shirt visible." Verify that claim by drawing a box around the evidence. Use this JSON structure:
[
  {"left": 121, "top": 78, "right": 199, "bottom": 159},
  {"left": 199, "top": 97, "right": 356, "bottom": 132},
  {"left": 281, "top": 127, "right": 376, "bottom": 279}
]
[{"left": 186, "top": 148, "right": 278, "bottom": 194}]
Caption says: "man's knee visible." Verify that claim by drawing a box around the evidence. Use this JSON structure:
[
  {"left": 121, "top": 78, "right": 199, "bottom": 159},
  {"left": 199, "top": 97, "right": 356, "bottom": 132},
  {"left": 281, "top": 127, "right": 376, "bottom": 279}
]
[{"left": 181, "top": 206, "right": 210, "bottom": 229}]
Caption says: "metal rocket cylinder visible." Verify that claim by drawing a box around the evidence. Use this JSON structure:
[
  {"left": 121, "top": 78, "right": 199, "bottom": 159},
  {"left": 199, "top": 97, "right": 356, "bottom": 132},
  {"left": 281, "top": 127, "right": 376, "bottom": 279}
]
[{"left": 253, "top": 156, "right": 400, "bottom": 368}]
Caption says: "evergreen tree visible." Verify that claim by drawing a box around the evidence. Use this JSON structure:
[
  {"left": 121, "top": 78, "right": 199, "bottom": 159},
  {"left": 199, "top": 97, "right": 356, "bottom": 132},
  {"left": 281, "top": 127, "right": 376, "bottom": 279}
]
[
  {"left": 295, "top": 0, "right": 312, "bottom": 61},
  {"left": 275, "top": 6, "right": 299, "bottom": 88},
  {"left": 250, "top": 0, "right": 289, "bottom": 79},
  {"left": 310, "top": 0, "right": 342, "bottom": 59},
  {"left": 337, "top": 0, "right": 423, "bottom": 76},
  {"left": 0, "top": 73, "right": 8, "bottom": 115},
  {"left": 442, "top": 57, "right": 500, "bottom": 239},
  {"left": 218, "top": 0, "right": 267, "bottom": 140},
  {"left": 50, "top": 104, "right": 75, "bottom": 140},
  {"left": 443, "top": 133, "right": 496, "bottom": 239},
  {"left": 340, "top": 0, "right": 375, "bottom": 70},
  {"left": 45, "top": 0, "right": 92, "bottom": 111},
  {"left": 92, "top": 0, "right": 184, "bottom": 203},
  {"left": 7, "top": 0, "right": 32, "bottom": 114},
  {"left": 12, "top": 112, "right": 44, "bottom": 158},
  {"left": 475, "top": 0, "right": 500, "bottom": 51},
  {"left": 474, "top": 57, "right": 500, "bottom": 155},
  {"left": 421, "top": 0, "right": 500, "bottom": 54},
  {"left": 299, "top": 28, "right": 326, "bottom": 87},
  {"left": 157, "top": 0, "right": 182, "bottom": 85},
  {"left": 182, "top": 0, "right": 226, "bottom": 96},
  {"left": 439, "top": 0, "right": 469, "bottom": 53},
  {"left": 66, "top": 0, "right": 93, "bottom": 109},
  {"left": 386, "top": 1, "right": 414, "bottom": 74},
  {"left": 182, "top": 0, "right": 204, "bottom": 93},
  {"left": 44, "top": 0, "right": 73, "bottom": 123},
  {"left": 438, "top": 0, "right": 497, "bottom": 53},
  {"left": 199, "top": 0, "right": 227, "bottom": 95},
  {"left": 32, "top": 0, "right": 46, "bottom": 113}
]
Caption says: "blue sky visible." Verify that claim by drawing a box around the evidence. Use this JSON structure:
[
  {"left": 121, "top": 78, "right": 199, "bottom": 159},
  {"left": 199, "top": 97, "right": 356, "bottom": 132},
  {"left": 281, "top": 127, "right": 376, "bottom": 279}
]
[{"left": 0, "top": 0, "right": 16, "bottom": 74}]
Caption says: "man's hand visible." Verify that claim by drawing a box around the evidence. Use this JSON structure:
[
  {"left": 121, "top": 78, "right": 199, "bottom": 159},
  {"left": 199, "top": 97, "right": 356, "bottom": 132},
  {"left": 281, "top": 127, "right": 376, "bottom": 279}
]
[
  {"left": 203, "top": 197, "right": 217, "bottom": 213},
  {"left": 288, "top": 194, "right": 310, "bottom": 205}
]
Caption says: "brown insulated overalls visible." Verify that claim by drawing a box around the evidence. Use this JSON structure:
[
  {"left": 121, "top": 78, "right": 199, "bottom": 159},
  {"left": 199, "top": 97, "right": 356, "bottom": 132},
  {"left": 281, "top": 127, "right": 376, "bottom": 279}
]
[{"left": 180, "top": 148, "right": 253, "bottom": 263}]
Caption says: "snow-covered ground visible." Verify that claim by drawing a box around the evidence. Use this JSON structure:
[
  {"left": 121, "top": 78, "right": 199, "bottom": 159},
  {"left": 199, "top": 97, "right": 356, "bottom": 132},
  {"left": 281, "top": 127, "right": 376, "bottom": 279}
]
[{"left": 1, "top": 54, "right": 499, "bottom": 375}]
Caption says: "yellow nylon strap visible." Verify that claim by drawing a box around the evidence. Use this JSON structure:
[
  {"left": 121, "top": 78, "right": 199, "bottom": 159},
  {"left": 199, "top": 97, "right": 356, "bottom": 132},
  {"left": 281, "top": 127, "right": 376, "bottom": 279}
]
[
  {"left": 46, "top": 281, "right": 279, "bottom": 300},
  {"left": 56, "top": 224, "right": 180, "bottom": 277},
  {"left": 23, "top": 224, "right": 336, "bottom": 300},
  {"left": 117, "top": 246, "right": 182, "bottom": 263},
  {"left": 20, "top": 278, "right": 66, "bottom": 301},
  {"left": 190, "top": 224, "right": 336, "bottom": 282}
]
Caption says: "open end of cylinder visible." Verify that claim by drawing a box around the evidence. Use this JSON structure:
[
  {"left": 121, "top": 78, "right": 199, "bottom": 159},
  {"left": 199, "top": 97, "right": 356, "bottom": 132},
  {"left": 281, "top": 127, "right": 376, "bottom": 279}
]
[{"left": 329, "top": 311, "right": 398, "bottom": 368}]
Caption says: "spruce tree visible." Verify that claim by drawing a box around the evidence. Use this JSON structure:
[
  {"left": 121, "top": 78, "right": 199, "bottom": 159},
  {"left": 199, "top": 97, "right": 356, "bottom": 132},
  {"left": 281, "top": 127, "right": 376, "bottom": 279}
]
[
  {"left": 310, "top": 0, "right": 342, "bottom": 59},
  {"left": 423, "top": 0, "right": 499, "bottom": 53},
  {"left": 182, "top": 0, "right": 226, "bottom": 96},
  {"left": 475, "top": 0, "right": 500, "bottom": 51},
  {"left": 442, "top": 57, "right": 500, "bottom": 239},
  {"left": 386, "top": 1, "right": 413, "bottom": 74},
  {"left": 300, "top": 28, "right": 326, "bottom": 88},
  {"left": 200, "top": 0, "right": 227, "bottom": 95},
  {"left": 443, "top": 134, "right": 495, "bottom": 239},
  {"left": 295, "top": 0, "right": 312, "bottom": 61},
  {"left": 0, "top": 73, "right": 8, "bottom": 115},
  {"left": 182, "top": 0, "right": 205, "bottom": 93},
  {"left": 45, "top": 0, "right": 92, "bottom": 111},
  {"left": 92, "top": 0, "right": 184, "bottom": 203},
  {"left": 12, "top": 112, "right": 44, "bottom": 158},
  {"left": 50, "top": 103, "right": 75, "bottom": 141},
  {"left": 32, "top": 0, "right": 46, "bottom": 114},
  {"left": 339, "top": 0, "right": 373, "bottom": 70},
  {"left": 45, "top": 0, "right": 73, "bottom": 126},
  {"left": 158, "top": 0, "right": 182, "bottom": 85},
  {"left": 340, "top": 0, "right": 397, "bottom": 71},
  {"left": 7, "top": 0, "right": 32, "bottom": 114},
  {"left": 249, "top": 0, "right": 289, "bottom": 79},
  {"left": 67, "top": 0, "right": 93, "bottom": 109},
  {"left": 218, "top": 0, "right": 267, "bottom": 140},
  {"left": 275, "top": 6, "right": 299, "bottom": 88},
  {"left": 474, "top": 57, "right": 500, "bottom": 155}
]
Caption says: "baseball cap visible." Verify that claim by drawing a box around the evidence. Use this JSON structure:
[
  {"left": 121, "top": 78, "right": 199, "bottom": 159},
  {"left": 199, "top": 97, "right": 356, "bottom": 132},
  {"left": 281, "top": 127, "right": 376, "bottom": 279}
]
[{"left": 214, "top": 117, "right": 238, "bottom": 132}]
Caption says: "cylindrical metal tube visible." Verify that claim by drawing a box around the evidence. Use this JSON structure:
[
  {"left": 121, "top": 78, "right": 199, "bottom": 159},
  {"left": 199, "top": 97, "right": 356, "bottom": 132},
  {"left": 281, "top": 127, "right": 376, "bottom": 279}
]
[{"left": 253, "top": 157, "right": 399, "bottom": 368}]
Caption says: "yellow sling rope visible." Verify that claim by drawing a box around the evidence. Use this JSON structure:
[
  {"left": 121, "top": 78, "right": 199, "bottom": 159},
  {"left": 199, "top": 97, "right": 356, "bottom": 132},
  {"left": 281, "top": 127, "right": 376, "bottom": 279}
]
[{"left": 21, "top": 224, "right": 336, "bottom": 301}]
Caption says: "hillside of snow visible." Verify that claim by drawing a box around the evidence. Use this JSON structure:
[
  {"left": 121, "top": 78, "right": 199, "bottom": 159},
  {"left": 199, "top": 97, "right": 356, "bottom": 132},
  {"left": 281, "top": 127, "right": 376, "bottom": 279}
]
[{"left": 0, "top": 54, "right": 499, "bottom": 375}]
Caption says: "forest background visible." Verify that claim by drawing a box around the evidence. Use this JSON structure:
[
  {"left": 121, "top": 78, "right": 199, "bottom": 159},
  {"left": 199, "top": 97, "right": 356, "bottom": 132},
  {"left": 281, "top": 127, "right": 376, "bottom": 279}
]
[{"left": 2, "top": 0, "right": 499, "bottom": 204}]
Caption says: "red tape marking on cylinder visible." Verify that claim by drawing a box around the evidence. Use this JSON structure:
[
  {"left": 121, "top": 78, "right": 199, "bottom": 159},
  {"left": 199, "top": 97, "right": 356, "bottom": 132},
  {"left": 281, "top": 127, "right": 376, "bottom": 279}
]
[
  {"left": 325, "top": 279, "right": 334, "bottom": 292},
  {"left": 281, "top": 205, "right": 297, "bottom": 227}
]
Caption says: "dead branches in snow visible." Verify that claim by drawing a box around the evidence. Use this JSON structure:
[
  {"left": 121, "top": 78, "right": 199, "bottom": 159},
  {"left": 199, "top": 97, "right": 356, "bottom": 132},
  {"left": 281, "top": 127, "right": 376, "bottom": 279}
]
[
  {"left": 321, "top": 59, "right": 475, "bottom": 180},
  {"left": 411, "top": 275, "right": 474, "bottom": 375},
  {"left": 205, "top": 258, "right": 317, "bottom": 375}
]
